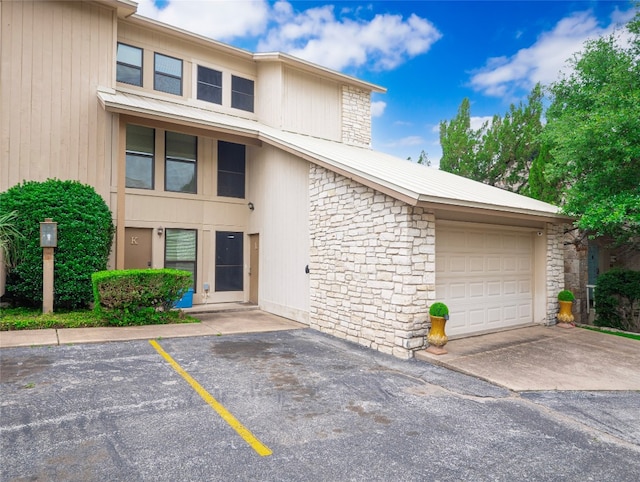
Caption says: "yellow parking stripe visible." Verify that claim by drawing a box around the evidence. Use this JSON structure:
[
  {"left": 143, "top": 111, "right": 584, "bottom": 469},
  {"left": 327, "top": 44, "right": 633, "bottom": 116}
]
[{"left": 149, "top": 340, "right": 272, "bottom": 457}]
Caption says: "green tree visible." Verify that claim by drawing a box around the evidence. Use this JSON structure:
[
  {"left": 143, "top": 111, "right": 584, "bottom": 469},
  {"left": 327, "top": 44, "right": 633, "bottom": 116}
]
[
  {"left": 0, "top": 179, "right": 114, "bottom": 309},
  {"left": 543, "top": 11, "right": 640, "bottom": 245},
  {"left": 439, "top": 84, "right": 546, "bottom": 194},
  {"left": 407, "top": 149, "right": 431, "bottom": 166}
]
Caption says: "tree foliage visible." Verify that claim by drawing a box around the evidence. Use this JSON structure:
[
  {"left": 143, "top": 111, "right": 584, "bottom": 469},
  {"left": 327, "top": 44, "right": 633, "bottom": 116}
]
[
  {"left": 543, "top": 11, "right": 640, "bottom": 245},
  {"left": 0, "top": 179, "right": 114, "bottom": 309},
  {"left": 439, "top": 84, "right": 547, "bottom": 195}
]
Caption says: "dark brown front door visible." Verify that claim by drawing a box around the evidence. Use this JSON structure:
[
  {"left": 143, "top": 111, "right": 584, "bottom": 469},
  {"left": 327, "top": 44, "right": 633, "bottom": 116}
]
[{"left": 124, "top": 228, "right": 152, "bottom": 269}]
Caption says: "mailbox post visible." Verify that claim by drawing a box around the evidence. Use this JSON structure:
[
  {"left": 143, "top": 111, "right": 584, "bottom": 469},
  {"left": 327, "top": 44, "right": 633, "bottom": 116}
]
[{"left": 40, "top": 218, "right": 57, "bottom": 314}]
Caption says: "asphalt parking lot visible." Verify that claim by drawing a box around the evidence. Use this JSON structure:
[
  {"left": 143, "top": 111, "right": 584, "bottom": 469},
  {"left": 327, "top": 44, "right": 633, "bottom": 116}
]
[{"left": 2, "top": 329, "right": 639, "bottom": 481}]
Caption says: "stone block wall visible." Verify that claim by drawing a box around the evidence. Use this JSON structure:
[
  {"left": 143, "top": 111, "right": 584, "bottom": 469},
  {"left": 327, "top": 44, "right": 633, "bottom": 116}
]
[
  {"left": 563, "top": 236, "right": 588, "bottom": 324},
  {"left": 309, "top": 164, "right": 435, "bottom": 359},
  {"left": 341, "top": 86, "right": 371, "bottom": 147},
  {"left": 546, "top": 223, "right": 566, "bottom": 323}
]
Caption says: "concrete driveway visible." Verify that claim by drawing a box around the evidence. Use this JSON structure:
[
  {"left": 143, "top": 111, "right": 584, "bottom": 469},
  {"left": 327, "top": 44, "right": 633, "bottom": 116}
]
[{"left": 416, "top": 324, "right": 640, "bottom": 391}]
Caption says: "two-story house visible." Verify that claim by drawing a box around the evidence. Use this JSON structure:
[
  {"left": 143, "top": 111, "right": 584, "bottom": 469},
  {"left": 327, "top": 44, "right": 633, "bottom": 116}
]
[{"left": 1, "top": 0, "right": 571, "bottom": 358}]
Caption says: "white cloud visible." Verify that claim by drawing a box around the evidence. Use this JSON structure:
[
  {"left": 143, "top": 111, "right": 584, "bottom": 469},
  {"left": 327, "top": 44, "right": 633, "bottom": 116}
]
[
  {"left": 371, "top": 101, "right": 386, "bottom": 118},
  {"left": 257, "top": 3, "right": 442, "bottom": 71},
  {"left": 470, "top": 116, "right": 493, "bottom": 131},
  {"left": 135, "top": 1, "right": 442, "bottom": 72},
  {"left": 470, "top": 8, "right": 636, "bottom": 98},
  {"left": 135, "top": 0, "right": 270, "bottom": 41}
]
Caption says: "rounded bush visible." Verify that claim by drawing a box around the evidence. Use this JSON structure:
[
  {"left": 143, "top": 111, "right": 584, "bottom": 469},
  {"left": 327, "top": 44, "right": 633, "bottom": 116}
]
[
  {"left": 429, "top": 302, "right": 449, "bottom": 317},
  {"left": 558, "top": 290, "right": 575, "bottom": 302},
  {"left": 0, "top": 179, "right": 114, "bottom": 309}
]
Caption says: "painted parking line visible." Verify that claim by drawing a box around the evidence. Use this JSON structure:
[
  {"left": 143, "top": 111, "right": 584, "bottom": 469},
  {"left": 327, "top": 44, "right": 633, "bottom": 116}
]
[{"left": 149, "top": 340, "right": 272, "bottom": 457}]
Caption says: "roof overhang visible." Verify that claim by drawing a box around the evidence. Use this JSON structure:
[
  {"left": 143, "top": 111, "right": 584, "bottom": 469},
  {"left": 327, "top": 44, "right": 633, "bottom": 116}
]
[{"left": 98, "top": 88, "right": 571, "bottom": 224}]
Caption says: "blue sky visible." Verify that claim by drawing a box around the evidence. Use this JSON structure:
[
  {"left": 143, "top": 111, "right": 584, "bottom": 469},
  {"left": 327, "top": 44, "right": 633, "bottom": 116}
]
[{"left": 138, "top": 1, "right": 636, "bottom": 165}]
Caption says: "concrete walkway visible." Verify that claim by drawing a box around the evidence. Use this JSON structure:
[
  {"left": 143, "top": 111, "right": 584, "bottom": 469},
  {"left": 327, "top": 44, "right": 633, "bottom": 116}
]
[
  {"left": 416, "top": 324, "right": 640, "bottom": 391},
  {"left": 0, "top": 305, "right": 306, "bottom": 349}
]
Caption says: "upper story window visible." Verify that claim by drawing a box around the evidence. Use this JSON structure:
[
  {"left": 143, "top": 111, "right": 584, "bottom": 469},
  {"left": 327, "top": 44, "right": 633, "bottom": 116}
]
[
  {"left": 217, "top": 141, "right": 245, "bottom": 198},
  {"left": 231, "top": 75, "right": 254, "bottom": 112},
  {"left": 197, "top": 66, "right": 222, "bottom": 105},
  {"left": 165, "top": 131, "right": 197, "bottom": 194},
  {"left": 155, "top": 53, "right": 183, "bottom": 95},
  {"left": 116, "top": 43, "right": 143, "bottom": 86},
  {"left": 125, "top": 124, "right": 155, "bottom": 189}
]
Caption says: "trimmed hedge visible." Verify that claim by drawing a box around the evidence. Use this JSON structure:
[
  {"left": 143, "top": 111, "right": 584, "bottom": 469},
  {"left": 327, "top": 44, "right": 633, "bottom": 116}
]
[
  {"left": 0, "top": 179, "right": 114, "bottom": 309},
  {"left": 594, "top": 269, "right": 640, "bottom": 333},
  {"left": 92, "top": 269, "right": 192, "bottom": 326}
]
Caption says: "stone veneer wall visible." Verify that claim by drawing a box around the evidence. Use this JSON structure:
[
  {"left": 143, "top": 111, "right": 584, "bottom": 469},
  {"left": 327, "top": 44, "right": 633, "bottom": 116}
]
[
  {"left": 309, "top": 165, "right": 435, "bottom": 359},
  {"left": 546, "top": 223, "right": 567, "bottom": 323},
  {"left": 563, "top": 238, "right": 588, "bottom": 324},
  {"left": 341, "top": 86, "right": 371, "bottom": 147}
]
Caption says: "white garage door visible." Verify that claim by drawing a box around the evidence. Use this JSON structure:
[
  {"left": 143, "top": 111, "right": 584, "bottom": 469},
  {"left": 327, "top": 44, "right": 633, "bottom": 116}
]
[{"left": 436, "top": 223, "right": 534, "bottom": 337}]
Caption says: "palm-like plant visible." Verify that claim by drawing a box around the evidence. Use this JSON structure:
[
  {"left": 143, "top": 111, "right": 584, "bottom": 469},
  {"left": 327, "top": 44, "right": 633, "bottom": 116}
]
[{"left": 0, "top": 210, "right": 23, "bottom": 268}]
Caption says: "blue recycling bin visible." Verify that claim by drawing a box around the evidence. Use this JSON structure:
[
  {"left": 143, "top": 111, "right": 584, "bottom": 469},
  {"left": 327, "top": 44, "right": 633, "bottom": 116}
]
[{"left": 174, "top": 288, "right": 194, "bottom": 308}]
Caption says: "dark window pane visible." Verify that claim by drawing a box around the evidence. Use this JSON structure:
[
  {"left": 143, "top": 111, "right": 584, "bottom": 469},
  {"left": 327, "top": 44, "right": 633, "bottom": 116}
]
[
  {"left": 198, "top": 83, "right": 222, "bottom": 104},
  {"left": 198, "top": 66, "right": 222, "bottom": 104},
  {"left": 117, "top": 64, "right": 142, "bottom": 86},
  {"left": 154, "top": 53, "right": 182, "bottom": 95},
  {"left": 215, "top": 231, "right": 243, "bottom": 292},
  {"left": 217, "top": 141, "right": 245, "bottom": 198},
  {"left": 232, "top": 75, "right": 253, "bottom": 95},
  {"left": 198, "top": 65, "right": 221, "bottom": 85},
  {"left": 231, "top": 75, "right": 254, "bottom": 112},
  {"left": 117, "top": 43, "right": 142, "bottom": 86},
  {"left": 217, "top": 172, "right": 245, "bottom": 198},
  {"left": 231, "top": 91, "right": 254, "bottom": 112},
  {"left": 155, "top": 74, "right": 182, "bottom": 95},
  {"left": 215, "top": 266, "right": 243, "bottom": 291}
]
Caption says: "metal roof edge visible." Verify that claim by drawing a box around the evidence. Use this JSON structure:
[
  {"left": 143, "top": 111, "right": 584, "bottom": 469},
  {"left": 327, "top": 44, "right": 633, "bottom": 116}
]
[{"left": 253, "top": 52, "right": 386, "bottom": 93}]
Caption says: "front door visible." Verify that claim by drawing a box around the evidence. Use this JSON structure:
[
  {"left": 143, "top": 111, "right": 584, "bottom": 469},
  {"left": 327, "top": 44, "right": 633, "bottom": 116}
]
[
  {"left": 215, "top": 231, "right": 243, "bottom": 292},
  {"left": 124, "top": 228, "right": 152, "bottom": 269},
  {"left": 249, "top": 234, "right": 259, "bottom": 304}
]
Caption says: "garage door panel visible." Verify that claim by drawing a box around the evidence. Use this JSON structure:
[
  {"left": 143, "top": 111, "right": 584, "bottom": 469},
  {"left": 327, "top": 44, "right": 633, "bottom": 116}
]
[
  {"left": 436, "top": 224, "right": 534, "bottom": 337},
  {"left": 487, "top": 256, "right": 501, "bottom": 271},
  {"left": 469, "top": 282, "right": 484, "bottom": 298}
]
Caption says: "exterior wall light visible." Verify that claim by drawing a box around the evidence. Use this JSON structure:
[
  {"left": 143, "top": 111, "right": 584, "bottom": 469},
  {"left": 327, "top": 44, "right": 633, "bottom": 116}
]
[
  {"left": 248, "top": 202, "right": 255, "bottom": 211},
  {"left": 157, "top": 226, "right": 164, "bottom": 236}
]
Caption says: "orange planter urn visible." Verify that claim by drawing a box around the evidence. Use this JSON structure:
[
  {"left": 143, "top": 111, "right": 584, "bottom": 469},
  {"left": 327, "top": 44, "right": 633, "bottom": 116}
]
[
  {"left": 557, "top": 300, "right": 575, "bottom": 325},
  {"left": 427, "top": 315, "right": 448, "bottom": 355}
]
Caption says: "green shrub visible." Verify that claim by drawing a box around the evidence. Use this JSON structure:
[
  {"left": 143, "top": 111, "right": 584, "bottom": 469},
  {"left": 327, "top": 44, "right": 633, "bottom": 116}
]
[
  {"left": 92, "top": 269, "right": 192, "bottom": 326},
  {"left": 429, "top": 302, "right": 449, "bottom": 318},
  {"left": 594, "top": 269, "right": 640, "bottom": 333},
  {"left": 0, "top": 179, "right": 114, "bottom": 309},
  {"left": 558, "top": 290, "right": 575, "bottom": 302}
]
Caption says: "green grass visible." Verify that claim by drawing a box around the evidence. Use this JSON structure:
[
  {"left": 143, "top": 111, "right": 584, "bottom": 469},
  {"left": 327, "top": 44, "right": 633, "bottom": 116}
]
[
  {"left": 579, "top": 325, "right": 640, "bottom": 341},
  {"left": 0, "top": 307, "right": 200, "bottom": 331}
]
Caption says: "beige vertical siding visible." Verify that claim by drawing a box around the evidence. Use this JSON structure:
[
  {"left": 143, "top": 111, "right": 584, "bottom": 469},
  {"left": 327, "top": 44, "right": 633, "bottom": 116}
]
[
  {"left": 281, "top": 67, "right": 341, "bottom": 141},
  {"left": 0, "top": 0, "right": 114, "bottom": 200},
  {"left": 247, "top": 145, "right": 310, "bottom": 322}
]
